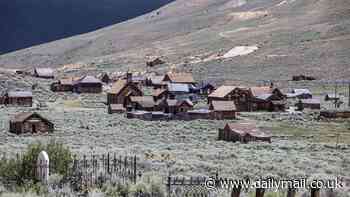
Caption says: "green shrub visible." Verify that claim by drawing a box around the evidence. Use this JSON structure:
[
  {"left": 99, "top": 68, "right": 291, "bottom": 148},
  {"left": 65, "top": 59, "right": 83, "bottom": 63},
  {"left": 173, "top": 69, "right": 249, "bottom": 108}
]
[{"left": 0, "top": 140, "right": 73, "bottom": 186}]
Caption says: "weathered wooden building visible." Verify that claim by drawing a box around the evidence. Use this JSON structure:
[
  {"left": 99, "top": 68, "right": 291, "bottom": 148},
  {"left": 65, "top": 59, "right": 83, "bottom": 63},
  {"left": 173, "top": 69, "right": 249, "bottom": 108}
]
[
  {"left": 209, "top": 100, "right": 237, "bottom": 119},
  {"left": 218, "top": 123, "right": 271, "bottom": 143},
  {"left": 5, "top": 91, "right": 33, "bottom": 107},
  {"left": 250, "top": 86, "right": 286, "bottom": 111},
  {"left": 73, "top": 76, "right": 103, "bottom": 93},
  {"left": 126, "top": 96, "right": 157, "bottom": 111},
  {"left": 208, "top": 86, "right": 250, "bottom": 111},
  {"left": 9, "top": 112, "right": 54, "bottom": 134},
  {"left": 34, "top": 68, "right": 54, "bottom": 79},
  {"left": 146, "top": 75, "right": 167, "bottom": 89},
  {"left": 50, "top": 78, "right": 75, "bottom": 92},
  {"left": 107, "top": 74, "right": 143, "bottom": 106}
]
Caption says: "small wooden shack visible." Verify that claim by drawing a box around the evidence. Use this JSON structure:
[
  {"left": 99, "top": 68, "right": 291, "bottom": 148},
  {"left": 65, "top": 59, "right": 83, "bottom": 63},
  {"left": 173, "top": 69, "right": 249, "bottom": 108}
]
[
  {"left": 73, "top": 76, "right": 102, "bottom": 93},
  {"left": 218, "top": 123, "right": 271, "bottom": 143},
  {"left": 9, "top": 112, "right": 54, "bottom": 134},
  {"left": 34, "top": 68, "right": 54, "bottom": 79},
  {"left": 50, "top": 78, "right": 75, "bottom": 92},
  {"left": 209, "top": 100, "right": 237, "bottom": 119},
  {"left": 5, "top": 91, "right": 33, "bottom": 107}
]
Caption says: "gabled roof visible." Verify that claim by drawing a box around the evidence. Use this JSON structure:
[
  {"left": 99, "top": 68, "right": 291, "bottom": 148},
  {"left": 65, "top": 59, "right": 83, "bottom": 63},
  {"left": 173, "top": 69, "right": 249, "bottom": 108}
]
[
  {"left": 34, "top": 68, "right": 54, "bottom": 77},
  {"left": 75, "top": 75, "right": 102, "bottom": 84},
  {"left": 11, "top": 112, "right": 51, "bottom": 123},
  {"left": 164, "top": 73, "right": 195, "bottom": 84},
  {"left": 208, "top": 86, "right": 238, "bottom": 98},
  {"left": 177, "top": 99, "right": 194, "bottom": 107},
  {"left": 59, "top": 77, "right": 75, "bottom": 85},
  {"left": 109, "top": 79, "right": 143, "bottom": 96},
  {"left": 210, "top": 101, "right": 236, "bottom": 111},
  {"left": 7, "top": 91, "right": 33, "bottom": 98},
  {"left": 167, "top": 83, "right": 190, "bottom": 93},
  {"left": 225, "top": 123, "right": 271, "bottom": 138},
  {"left": 130, "top": 96, "right": 156, "bottom": 108}
]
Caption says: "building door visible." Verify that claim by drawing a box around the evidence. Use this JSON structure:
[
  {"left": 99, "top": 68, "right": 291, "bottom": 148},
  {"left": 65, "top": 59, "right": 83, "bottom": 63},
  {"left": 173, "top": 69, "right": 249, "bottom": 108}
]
[{"left": 32, "top": 125, "right": 36, "bottom": 133}]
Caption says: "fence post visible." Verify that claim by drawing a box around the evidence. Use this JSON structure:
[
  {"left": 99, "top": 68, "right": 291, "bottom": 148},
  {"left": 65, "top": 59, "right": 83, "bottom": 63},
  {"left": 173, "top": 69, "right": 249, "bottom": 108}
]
[
  {"left": 167, "top": 175, "right": 171, "bottom": 197},
  {"left": 133, "top": 155, "right": 137, "bottom": 184}
]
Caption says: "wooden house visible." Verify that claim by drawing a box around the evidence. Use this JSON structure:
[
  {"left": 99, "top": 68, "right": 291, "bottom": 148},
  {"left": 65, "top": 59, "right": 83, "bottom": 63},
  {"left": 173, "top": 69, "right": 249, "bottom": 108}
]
[
  {"left": 250, "top": 86, "right": 286, "bottom": 111},
  {"left": 108, "top": 104, "right": 126, "bottom": 114},
  {"left": 34, "top": 68, "right": 54, "bottom": 79},
  {"left": 208, "top": 86, "right": 250, "bottom": 111},
  {"left": 176, "top": 99, "right": 194, "bottom": 113},
  {"left": 209, "top": 101, "right": 237, "bottom": 119},
  {"left": 160, "top": 99, "right": 193, "bottom": 114},
  {"left": 162, "top": 72, "right": 196, "bottom": 85},
  {"left": 50, "top": 78, "right": 75, "bottom": 92},
  {"left": 107, "top": 74, "right": 143, "bottom": 106},
  {"left": 9, "top": 112, "right": 54, "bottom": 134},
  {"left": 296, "top": 98, "right": 321, "bottom": 110},
  {"left": 5, "top": 91, "right": 33, "bottom": 107},
  {"left": 127, "top": 96, "right": 156, "bottom": 111},
  {"left": 218, "top": 123, "right": 271, "bottom": 143},
  {"left": 73, "top": 75, "right": 102, "bottom": 93}
]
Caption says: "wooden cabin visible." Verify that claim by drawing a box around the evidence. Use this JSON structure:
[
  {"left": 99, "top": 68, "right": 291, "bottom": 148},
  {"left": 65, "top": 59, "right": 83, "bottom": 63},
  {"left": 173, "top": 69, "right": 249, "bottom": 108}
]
[
  {"left": 218, "top": 123, "right": 271, "bottom": 143},
  {"left": 126, "top": 96, "right": 156, "bottom": 111},
  {"left": 73, "top": 76, "right": 102, "bottom": 93},
  {"left": 107, "top": 74, "right": 143, "bottom": 106},
  {"left": 176, "top": 99, "right": 194, "bottom": 113},
  {"left": 208, "top": 86, "right": 251, "bottom": 111},
  {"left": 250, "top": 86, "right": 286, "bottom": 111},
  {"left": 5, "top": 91, "right": 33, "bottom": 107},
  {"left": 33, "top": 68, "right": 54, "bottom": 79},
  {"left": 209, "top": 101, "right": 237, "bottom": 119},
  {"left": 50, "top": 78, "right": 75, "bottom": 92},
  {"left": 9, "top": 112, "right": 54, "bottom": 134}
]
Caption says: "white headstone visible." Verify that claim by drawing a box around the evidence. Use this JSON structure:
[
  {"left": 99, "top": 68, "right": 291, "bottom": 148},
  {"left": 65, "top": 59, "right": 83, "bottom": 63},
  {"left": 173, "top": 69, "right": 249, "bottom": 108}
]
[{"left": 37, "top": 151, "right": 49, "bottom": 183}]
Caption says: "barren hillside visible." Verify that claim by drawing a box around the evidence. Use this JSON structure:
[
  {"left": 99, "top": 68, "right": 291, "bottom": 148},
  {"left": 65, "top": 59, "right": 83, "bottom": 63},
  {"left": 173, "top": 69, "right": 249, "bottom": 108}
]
[{"left": 0, "top": 0, "right": 349, "bottom": 82}]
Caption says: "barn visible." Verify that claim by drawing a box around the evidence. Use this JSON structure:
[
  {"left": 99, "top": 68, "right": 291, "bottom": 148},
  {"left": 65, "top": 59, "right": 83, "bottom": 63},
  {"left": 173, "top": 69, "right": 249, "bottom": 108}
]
[
  {"left": 209, "top": 100, "right": 237, "bottom": 119},
  {"left": 9, "top": 112, "right": 54, "bottom": 134},
  {"left": 218, "top": 123, "right": 271, "bottom": 143}
]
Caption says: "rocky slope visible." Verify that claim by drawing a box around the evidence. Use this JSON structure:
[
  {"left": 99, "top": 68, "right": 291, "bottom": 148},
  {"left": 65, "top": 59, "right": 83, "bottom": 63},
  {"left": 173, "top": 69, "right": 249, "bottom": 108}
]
[{"left": 0, "top": 0, "right": 349, "bottom": 83}]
